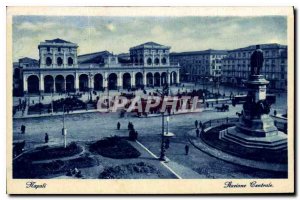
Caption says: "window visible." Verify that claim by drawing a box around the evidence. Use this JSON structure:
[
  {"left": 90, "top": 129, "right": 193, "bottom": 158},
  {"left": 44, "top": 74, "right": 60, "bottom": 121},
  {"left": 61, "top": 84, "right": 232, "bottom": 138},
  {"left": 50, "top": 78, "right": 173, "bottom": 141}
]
[
  {"left": 47, "top": 47, "right": 50, "bottom": 52},
  {"left": 68, "top": 57, "right": 73, "bottom": 66},
  {"left": 161, "top": 57, "right": 167, "bottom": 65},
  {"left": 147, "top": 58, "right": 152, "bottom": 65},
  {"left": 58, "top": 47, "right": 61, "bottom": 52},
  {"left": 57, "top": 57, "right": 63, "bottom": 66},
  {"left": 46, "top": 57, "right": 52, "bottom": 66},
  {"left": 154, "top": 58, "right": 160, "bottom": 65}
]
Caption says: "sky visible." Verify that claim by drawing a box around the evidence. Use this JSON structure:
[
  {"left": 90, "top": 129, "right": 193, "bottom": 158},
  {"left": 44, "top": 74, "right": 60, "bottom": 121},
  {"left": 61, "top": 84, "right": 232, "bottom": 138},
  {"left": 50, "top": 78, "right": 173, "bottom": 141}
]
[{"left": 12, "top": 15, "right": 287, "bottom": 61}]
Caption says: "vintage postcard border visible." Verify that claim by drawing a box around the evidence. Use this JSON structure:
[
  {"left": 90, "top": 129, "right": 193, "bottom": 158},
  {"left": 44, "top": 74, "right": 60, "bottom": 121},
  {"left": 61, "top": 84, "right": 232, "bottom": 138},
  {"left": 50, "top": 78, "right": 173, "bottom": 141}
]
[{"left": 6, "top": 6, "right": 295, "bottom": 194}]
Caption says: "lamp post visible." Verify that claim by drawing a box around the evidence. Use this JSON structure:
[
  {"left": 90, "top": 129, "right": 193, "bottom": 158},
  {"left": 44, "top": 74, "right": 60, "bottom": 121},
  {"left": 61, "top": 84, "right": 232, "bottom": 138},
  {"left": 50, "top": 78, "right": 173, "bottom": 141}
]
[
  {"left": 159, "top": 71, "right": 170, "bottom": 161},
  {"left": 62, "top": 104, "right": 67, "bottom": 148},
  {"left": 159, "top": 111, "right": 166, "bottom": 161}
]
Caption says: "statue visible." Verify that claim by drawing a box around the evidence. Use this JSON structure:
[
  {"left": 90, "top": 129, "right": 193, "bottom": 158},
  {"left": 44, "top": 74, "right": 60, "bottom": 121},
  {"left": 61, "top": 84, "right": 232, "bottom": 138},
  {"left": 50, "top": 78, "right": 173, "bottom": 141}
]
[{"left": 250, "top": 45, "right": 264, "bottom": 75}]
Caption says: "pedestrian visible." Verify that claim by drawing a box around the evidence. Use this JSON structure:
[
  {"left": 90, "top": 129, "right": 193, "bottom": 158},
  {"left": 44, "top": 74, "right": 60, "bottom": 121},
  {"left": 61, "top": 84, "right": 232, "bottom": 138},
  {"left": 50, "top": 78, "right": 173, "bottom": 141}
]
[
  {"left": 21, "top": 125, "right": 26, "bottom": 134},
  {"left": 165, "top": 138, "right": 170, "bottom": 149},
  {"left": 45, "top": 133, "right": 49, "bottom": 143},
  {"left": 128, "top": 122, "right": 131, "bottom": 130},
  {"left": 185, "top": 144, "right": 189, "bottom": 155},
  {"left": 195, "top": 120, "right": 198, "bottom": 129},
  {"left": 117, "top": 122, "right": 121, "bottom": 130},
  {"left": 196, "top": 128, "right": 200, "bottom": 137},
  {"left": 199, "top": 121, "right": 202, "bottom": 129},
  {"left": 274, "top": 110, "right": 277, "bottom": 116}
]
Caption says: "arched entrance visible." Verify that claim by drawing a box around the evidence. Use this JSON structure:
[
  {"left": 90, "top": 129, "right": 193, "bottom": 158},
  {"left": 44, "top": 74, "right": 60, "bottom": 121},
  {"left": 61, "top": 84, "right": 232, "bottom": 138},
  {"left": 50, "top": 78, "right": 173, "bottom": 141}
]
[
  {"left": 66, "top": 75, "right": 75, "bottom": 92},
  {"left": 44, "top": 75, "right": 54, "bottom": 93},
  {"left": 146, "top": 72, "right": 153, "bottom": 86},
  {"left": 108, "top": 73, "right": 118, "bottom": 90},
  {"left": 154, "top": 72, "right": 160, "bottom": 87},
  {"left": 94, "top": 74, "right": 103, "bottom": 91},
  {"left": 27, "top": 75, "right": 39, "bottom": 94},
  {"left": 170, "top": 71, "right": 177, "bottom": 85},
  {"left": 55, "top": 75, "right": 65, "bottom": 93},
  {"left": 161, "top": 72, "right": 167, "bottom": 86},
  {"left": 79, "top": 74, "right": 89, "bottom": 92},
  {"left": 135, "top": 72, "right": 143, "bottom": 88},
  {"left": 123, "top": 73, "right": 131, "bottom": 89}
]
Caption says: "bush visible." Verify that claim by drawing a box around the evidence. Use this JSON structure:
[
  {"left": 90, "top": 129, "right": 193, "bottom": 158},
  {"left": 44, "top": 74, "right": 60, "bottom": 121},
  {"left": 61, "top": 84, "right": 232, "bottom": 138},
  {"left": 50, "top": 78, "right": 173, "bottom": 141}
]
[
  {"left": 89, "top": 137, "right": 141, "bottom": 159},
  {"left": 21, "top": 142, "right": 82, "bottom": 161}
]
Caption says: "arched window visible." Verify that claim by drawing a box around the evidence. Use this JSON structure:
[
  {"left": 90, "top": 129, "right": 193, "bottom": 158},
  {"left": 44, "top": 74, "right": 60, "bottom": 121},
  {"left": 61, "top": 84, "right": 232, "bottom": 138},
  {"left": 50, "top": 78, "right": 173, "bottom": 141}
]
[
  {"left": 68, "top": 57, "right": 73, "bottom": 66},
  {"left": 46, "top": 57, "right": 52, "bottom": 66},
  {"left": 154, "top": 58, "right": 160, "bottom": 65},
  {"left": 147, "top": 58, "right": 152, "bottom": 65},
  {"left": 139, "top": 58, "right": 144, "bottom": 65},
  {"left": 161, "top": 57, "right": 167, "bottom": 65},
  {"left": 57, "top": 57, "right": 63, "bottom": 66}
]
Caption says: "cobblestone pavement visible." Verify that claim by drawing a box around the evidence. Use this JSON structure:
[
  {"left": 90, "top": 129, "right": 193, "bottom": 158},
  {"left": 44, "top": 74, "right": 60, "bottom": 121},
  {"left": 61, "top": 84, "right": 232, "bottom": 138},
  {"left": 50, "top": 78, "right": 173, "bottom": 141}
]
[{"left": 13, "top": 98, "right": 287, "bottom": 178}]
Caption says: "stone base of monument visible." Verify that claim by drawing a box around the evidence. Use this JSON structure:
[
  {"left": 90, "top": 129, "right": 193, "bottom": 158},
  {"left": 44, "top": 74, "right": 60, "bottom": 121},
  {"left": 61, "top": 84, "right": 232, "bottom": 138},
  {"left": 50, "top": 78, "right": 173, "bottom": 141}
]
[{"left": 219, "top": 126, "right": 287, "bottom": 151}]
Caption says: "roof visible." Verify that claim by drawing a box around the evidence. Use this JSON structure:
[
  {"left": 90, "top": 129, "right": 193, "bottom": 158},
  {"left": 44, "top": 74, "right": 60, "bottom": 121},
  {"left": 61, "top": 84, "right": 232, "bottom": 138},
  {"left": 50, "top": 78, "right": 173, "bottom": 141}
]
[
  {"left": 78, "top": 51, "right": 111, "bottom": 64},
  {"left": 130, "top": 41, "right": 170, "bottom": 50},
  {"left": 170, "top": 49, "right": 228, "bottom": 56},
  {"left": 45, "top": 38, "right": 72, "bottom": 44},
  {"left": 228, "top": 43, "right": 287, "bottom": 52},
  {"left": 18, "top": 57, "right": 38, "bottom": 62}
]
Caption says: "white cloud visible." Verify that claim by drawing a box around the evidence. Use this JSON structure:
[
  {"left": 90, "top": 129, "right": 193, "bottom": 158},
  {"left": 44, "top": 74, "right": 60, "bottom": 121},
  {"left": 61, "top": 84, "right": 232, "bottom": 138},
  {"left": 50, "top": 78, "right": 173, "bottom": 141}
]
[{"left": 16, "top": 21, "right": 56, "bottom": 31}]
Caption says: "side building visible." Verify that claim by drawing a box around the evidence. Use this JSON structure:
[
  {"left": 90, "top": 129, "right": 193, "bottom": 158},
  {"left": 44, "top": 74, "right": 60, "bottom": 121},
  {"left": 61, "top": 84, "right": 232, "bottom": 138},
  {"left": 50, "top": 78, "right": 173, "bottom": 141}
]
[
  {"left": 170, "top": 50, "right": 228, "bottom": 82},
  {"left": 13, "top": 39, "right": 180, "bottom": 95},
  {"left": 221, "top": 43, "right": 287, "bottom": 90}
]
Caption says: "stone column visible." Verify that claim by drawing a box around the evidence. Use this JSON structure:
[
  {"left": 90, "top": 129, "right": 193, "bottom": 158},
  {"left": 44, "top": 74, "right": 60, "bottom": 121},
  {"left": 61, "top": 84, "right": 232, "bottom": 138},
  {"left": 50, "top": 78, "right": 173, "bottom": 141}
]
[
  {"left": 176, "top": 70, "right": 180, "bottom": 83},
  {"left": 23, "top": 75, "right": 28, "bottom": 94},
  {"left": 40, "top": 50, "right": 45, "bottom": 67},
  {"left": 152, "top": 52, "right": 154, "bottom": 66},
  {"left": 53, "top": 77, "right": 56, "bottom": 93},
  {"left": 75, "top": 73, "right": 79, "bottom": 92},
  {"left": 117, "top": 72, "right": 122, "bottom": 89},
  {"left": 40, "top": 74, "right": 44, "bottom": 93},
  {"left": 159, "top": 53, "right": 162, "bottom": 66},
  {"left": 89, "top": 75, "right": 94, "bottom": 91},
  {"left": 167, "top": 72, "right": 171, "bottom": 85},
  {"left": 64, "top": 76, "right": 67, "bottom": 92},
  {"left": 103, "top": 72, "right": 108, "bottom": 89},
  {"left": 131, "top": 72, "right": 136, "bottom": 87},
  {"left": 74, "top": 51, "right": 78, "bottom": 67},
  {"left": 63, "top": 50, "right": 67, "bottom": 68},
  {"left": 143, "top": 73, "right": 147, "bottom": 86},
  {"left": 52, "top": 49, "right": 56, "bottom": 67}
]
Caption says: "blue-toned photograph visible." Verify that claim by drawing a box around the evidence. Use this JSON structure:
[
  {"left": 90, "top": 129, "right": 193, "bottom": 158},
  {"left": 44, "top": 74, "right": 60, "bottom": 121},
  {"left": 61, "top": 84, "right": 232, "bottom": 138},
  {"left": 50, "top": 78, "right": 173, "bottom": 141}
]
[{"left": 12, "top": 14, "right": 288, "bottom": 180}]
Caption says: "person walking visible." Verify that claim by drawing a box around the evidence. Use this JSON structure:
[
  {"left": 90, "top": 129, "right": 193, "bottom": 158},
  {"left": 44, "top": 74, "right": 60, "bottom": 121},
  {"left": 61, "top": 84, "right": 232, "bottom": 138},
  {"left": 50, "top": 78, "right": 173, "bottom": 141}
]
[
  {"left": 44, "top": 133, "right": 49, "bottom": 143},
  {"left": 196, "top": 128, "right": 200, "bottom": 137},
  {"left": 185, "top": 144, "right": 189, "bottom": 155},
  {"left": 21, "top": 125, "right": 26, "bottom": 134},
  {"left": 117, "top": 122, "right": 121, "bottom": 130},
  {"left": 194, "top": 120, "right": 198, "bottom": 129}
]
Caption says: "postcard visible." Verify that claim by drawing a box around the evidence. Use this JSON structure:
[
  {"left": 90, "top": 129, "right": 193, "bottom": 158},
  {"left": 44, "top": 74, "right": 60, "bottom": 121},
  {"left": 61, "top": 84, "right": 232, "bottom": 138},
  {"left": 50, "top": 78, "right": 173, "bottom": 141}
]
[{"left": 6, "top": 6, "right": 294, "bottom": 194}]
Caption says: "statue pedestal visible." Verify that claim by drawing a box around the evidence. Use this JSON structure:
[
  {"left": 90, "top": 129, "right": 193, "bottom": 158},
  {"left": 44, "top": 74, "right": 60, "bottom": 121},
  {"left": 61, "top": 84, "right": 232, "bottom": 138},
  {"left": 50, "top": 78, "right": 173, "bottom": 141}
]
[{"left": 219, "top": 75, "right": 287, "bottom": 152}]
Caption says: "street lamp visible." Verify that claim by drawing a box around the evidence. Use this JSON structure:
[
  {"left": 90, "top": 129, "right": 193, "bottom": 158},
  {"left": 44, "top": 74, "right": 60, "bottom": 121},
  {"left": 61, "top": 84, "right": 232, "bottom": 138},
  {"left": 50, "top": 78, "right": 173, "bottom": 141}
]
[
  {"left": 62, "top": 104, "right": 68, "bottom": 148},
  {"left": 159, "top": 71, "right": 172, "bottom": 161}
]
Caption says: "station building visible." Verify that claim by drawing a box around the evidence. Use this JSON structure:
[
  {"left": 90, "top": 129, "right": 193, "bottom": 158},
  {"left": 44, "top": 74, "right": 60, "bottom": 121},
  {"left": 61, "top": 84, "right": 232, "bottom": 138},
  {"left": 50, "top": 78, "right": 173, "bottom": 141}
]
[{"left": 14, "top": 39, "right": 180, "bottom": 95}]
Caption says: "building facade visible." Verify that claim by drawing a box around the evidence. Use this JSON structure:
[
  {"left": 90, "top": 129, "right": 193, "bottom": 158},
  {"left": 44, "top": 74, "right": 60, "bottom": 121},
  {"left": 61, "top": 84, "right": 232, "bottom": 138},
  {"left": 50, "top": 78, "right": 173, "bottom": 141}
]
[
  {"left": 170, "top": 50, "right": 228, "bottom": 82},
  {"left": 14, "top": 39, "right": 180, "bottom": 95},
  {"left": 221, "top": 44, "right": 287, "bottom": 90}
]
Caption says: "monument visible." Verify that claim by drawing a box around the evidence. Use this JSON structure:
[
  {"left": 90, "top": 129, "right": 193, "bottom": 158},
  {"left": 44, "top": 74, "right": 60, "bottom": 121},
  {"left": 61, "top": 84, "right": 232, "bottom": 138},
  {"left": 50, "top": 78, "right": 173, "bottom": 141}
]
[{"left": 219, "top": 45, "right": 287, "bottom": 151}]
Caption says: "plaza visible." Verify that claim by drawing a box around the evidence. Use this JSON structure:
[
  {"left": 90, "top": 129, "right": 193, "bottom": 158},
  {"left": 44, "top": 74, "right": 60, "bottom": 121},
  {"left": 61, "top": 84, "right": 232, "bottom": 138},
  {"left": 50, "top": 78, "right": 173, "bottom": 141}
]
[{"left": 13, "top": 82, "right": 288, "bottom": 179}]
